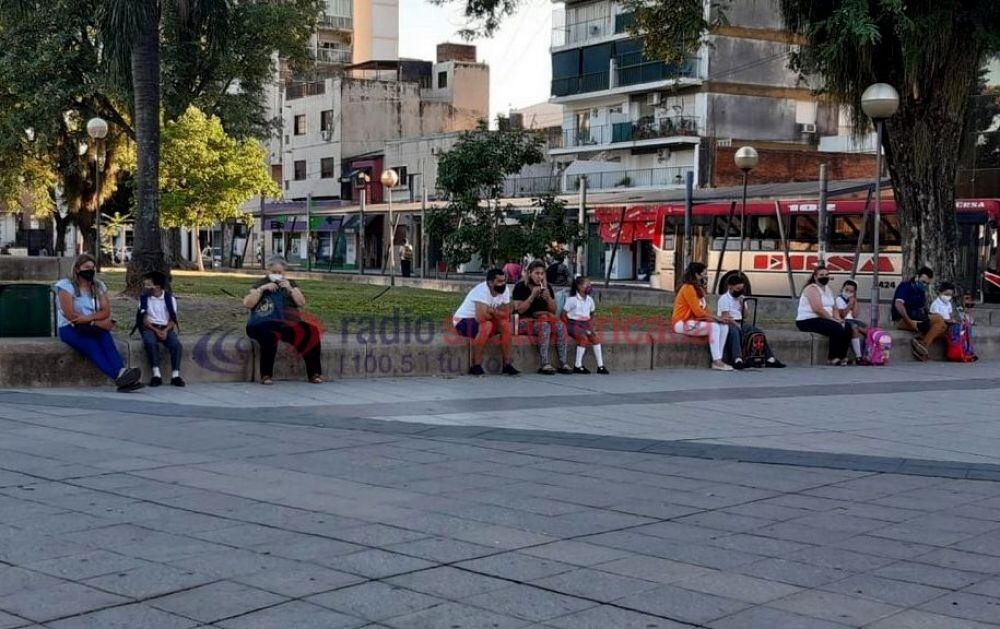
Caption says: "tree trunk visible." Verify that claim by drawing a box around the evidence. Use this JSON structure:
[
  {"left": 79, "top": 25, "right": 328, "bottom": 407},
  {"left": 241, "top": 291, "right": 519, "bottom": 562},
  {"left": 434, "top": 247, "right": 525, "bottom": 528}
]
[
  {"left": 194, "top": 228, "right": 205, "bottom": 272},
  {"left": 124, "top": 1, "right": 166, "bottom": 295},
  {"left": 162, "top": 227, "right": 181, "bottom": 267},
  {"left": 53, "top": 213, "right": 71, "bottom": 257}
]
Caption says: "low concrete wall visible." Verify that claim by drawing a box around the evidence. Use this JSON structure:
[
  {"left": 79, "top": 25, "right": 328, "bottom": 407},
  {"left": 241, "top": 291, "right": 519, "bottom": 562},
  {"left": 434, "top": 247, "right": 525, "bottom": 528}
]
[
  {"left": 0, "top": 257, "right": 76, "bottom": 282},
  {"left": 2, "top": 326, "right": 998, "bottom": 388}
]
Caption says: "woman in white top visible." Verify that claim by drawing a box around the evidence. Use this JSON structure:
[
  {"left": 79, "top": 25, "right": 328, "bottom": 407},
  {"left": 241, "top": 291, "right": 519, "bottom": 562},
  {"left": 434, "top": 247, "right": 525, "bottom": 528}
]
[
  {"left": 563, "top": 276, "right": 608, "bottom": 374},
  {"left": 835, "top": 279, "right": 868, "bottom": 362},
  {"left": 795, "top": 264, "right": 852, "bottom": 365}
]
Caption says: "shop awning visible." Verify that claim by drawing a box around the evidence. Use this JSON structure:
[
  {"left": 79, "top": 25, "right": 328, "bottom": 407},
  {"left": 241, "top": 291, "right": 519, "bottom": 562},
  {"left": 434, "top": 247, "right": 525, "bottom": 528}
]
[{"left": 595, "top": 206, "right": 659, "bottom": 245}]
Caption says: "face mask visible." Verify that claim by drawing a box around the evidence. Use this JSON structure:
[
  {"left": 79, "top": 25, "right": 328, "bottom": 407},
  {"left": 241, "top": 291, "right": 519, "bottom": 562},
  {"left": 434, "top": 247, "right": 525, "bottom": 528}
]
[
  {"left": 731, "top": 290, "right": 744, "bottom": 298},
  {"left": 817, "top": 276, "right": 830, "bottom": 286},
  {"left": 941, "top": 295, "right": 952, "bottom": 302},
  {"left": 268, "top": 274, "right": 284, "bottom": 282},
  {"left": 842, "top": 293, "right": 854, "bottom": 301},
  {"left": 585, "top": 285, "right": 593, "bottom": 296},
  {"left": 493, "top": 284, "right": 506, "bottom": 293},
  {"left": 915, "top": 280, "right": 927, "bottom": 290},
  {"left": 78, "top": 269, "right": 96, "bottom": 282}
]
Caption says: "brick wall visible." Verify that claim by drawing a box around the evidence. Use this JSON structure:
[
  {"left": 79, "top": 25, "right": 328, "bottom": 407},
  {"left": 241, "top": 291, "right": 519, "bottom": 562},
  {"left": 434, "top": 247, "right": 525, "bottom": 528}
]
[
  {"left": 711, "top": 145, "right": 877, "bottom": 187},
  {"left": 436, "top": 43, "right": 477, "bottom": 63}
]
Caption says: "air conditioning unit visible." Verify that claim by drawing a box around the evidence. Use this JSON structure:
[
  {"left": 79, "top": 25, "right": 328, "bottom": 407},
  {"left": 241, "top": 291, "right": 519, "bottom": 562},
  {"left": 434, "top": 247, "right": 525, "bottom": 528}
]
[
  {"left": 647, "top": 93, "right": 662, "bottom": 106},
  {"left": 798, "top": 122, "right": 817, "bottom": 134},
  {"left": 717, "top": 137, "right": 733, "bottom": 147},
  {"left": 430, "top": 146, "right": 441, "bottom": 156},
  {"left": 321, "top": 129, "right": 333, "bottom": 141},
  {"left": 657, "top": 148, "right": 671, "bottom": 163},
  {"left": 589, "top": 24, "right": 601, "bottom": 36}
]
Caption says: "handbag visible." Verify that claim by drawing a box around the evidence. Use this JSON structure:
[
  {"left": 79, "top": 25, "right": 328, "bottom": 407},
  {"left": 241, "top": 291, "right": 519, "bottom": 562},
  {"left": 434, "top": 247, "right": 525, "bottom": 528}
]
[{"left": 248, "top": 288, "right": 286, "bottom": 326}]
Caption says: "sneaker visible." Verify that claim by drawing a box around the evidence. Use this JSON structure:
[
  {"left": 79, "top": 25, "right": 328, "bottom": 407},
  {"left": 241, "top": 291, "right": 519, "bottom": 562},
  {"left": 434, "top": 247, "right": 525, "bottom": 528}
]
[
  {"left": 765, "top": 359, "right": 786, "bottom": 368},
  {"left": 711, "top": 361, "right": 734, "bottom": 372},
  {"left": 117, "top": 381, "right": 145, "bottom": 393},
  {"left": 733, "top": 359, "right": 746, "bottom": 371},
  {"left": 171, "top": 376, "right": 186, "bottom": 387},
  {"left": 911, "top": 337, "right": 929, "bottom": 356},
  {"left": 114, "top": 367, "right": 141, "bottom": 388},
  {"left": 538, "top": 364, "right": 556, "bottom": 375},
  {"left": 501, "top": 363, "right": 520, "bottom": 376},
  {"left": 149, "top": 376, "right": 163, "bottom": 387},
  {"left": 596, "top": 366, "right": 610, "bottom": 375},
  {"left": 573, "top": 366, "right": 591, "bottom": 374},
  {"left": 468, "top": 365, "right": 485, "bottom": 376},
  {"left": 557, "top": 365, "right": 574, "bottom": 375}
]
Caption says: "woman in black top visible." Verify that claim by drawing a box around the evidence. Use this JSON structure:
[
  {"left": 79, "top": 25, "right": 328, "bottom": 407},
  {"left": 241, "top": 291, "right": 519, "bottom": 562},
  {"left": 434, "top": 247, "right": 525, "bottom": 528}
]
[
  {"left": 512, "top": 260, "right": 571, "bottom": 374},
  {"left": 243, "top": 255, "right": 323, "bottom": 384}
]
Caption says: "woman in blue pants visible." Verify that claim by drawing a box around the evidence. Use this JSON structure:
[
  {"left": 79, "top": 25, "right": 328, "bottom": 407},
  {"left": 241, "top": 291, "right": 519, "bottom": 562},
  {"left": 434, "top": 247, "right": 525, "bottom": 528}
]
[{"left": 54, "top": 254, "right": 143, "bottom": 392}]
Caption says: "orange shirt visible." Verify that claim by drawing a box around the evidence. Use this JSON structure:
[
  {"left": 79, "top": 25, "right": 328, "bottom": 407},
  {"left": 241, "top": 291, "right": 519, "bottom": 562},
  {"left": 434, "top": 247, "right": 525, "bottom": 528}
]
[{"left": 671, "top": 283, "right": 710, "bottom": 325}]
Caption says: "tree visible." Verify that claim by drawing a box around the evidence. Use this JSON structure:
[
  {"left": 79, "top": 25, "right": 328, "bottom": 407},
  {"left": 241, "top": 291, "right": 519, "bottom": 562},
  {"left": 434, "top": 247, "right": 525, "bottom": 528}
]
[
  {"left": 446, "top": 0, "right": 1000, "bottom": 281},
  {"left": 160, "top": 107, "right": 278, "bottom": 271},
  {"left": 428, "top": 121, "right": 580, "bottom": 270}
]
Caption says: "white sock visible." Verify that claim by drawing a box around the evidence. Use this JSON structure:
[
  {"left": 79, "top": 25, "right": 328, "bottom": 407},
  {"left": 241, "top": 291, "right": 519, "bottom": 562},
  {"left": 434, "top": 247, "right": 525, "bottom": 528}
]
[
  {"left": 117, "top": 367, "right": 127, "bottom": 377},
  {"left": 171, "top": 370, "right": 180, "bottom": 378},
  {"left": 152, "top": 367, "right": 161, "bottom": 378},
  {"left": 851, "top": 338, "right": 862, "bottom": 357},
  {"left": 575, "top": 346, "right": 586, "bottom": 368},
  {"left": 594, "top": 344, "right": 604, "bottom": 367}
]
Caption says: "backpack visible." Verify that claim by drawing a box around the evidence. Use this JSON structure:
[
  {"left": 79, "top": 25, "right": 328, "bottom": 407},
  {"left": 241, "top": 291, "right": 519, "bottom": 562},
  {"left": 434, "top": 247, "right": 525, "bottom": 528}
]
[
  {"left": 946, "top": 322, "right": 976, "bottom": 362},
  {"left": 131, "top": 290, "right": 178, "bottom": 336},
  {"left": 865, "top": 328, "right": 892, "bottom": 366},
  {"left": 741, "top": 331, "right": 769, "bottom": 368}
]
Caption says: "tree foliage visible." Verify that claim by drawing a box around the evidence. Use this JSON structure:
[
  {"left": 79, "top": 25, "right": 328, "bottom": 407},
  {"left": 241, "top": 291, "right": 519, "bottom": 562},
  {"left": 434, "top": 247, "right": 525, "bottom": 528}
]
[{"left": 160, "top": 107, "right": 278, "bottom": 270}]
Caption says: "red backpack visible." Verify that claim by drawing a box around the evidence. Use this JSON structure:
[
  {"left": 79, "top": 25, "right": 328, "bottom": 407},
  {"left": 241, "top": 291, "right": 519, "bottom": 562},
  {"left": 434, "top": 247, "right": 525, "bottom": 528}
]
[{"left": 946, "top": 322, "right": 976, "bottom": 362}]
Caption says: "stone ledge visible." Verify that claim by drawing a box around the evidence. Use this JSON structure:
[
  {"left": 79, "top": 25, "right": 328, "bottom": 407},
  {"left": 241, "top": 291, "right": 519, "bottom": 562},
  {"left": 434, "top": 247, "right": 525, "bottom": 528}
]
[{"left": 1, "top": 326, "right": 997, "bottom": 388}]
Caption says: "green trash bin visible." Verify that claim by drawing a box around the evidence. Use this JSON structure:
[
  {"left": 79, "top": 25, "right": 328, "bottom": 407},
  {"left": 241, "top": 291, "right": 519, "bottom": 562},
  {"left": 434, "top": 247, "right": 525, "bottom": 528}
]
[{"left": 0, "top": 283, "right": 53, "bottom": 337}]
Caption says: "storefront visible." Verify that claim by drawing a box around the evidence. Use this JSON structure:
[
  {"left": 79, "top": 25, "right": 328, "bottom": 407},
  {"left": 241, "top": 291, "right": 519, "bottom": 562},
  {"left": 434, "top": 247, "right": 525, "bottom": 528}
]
[{"left": 594, "top": 206, "right": 659, "bottom": 280}]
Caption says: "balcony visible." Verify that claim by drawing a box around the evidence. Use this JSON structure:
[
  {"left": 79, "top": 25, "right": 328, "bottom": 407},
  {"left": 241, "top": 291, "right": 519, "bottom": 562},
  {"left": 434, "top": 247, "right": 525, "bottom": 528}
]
[
  {"left": 501, "top": 175, "right": 560, "bottom": 198},
  {"left": 286, "top": 81, "right": 326, "bottom": 100},
  {"left": 564, "top": 166, "right": 694, "bottom": 192},
  {"left": 319, "top": 14, "right": 352, "bottom": 31},
  {"left": 552, "top": 13, "right": 630, "bottom": 49},
  {"left": 551, "top": 116, "right": 701, "bottom": 151},
  {"left": 551, "top": 58, "right": 700, "bottom": 98},
  {"left": 552, "top": 71, "right": 610, "bottom": 97},
  {"left": 311, "top": 46, "right": 352, "bottom": 65}
]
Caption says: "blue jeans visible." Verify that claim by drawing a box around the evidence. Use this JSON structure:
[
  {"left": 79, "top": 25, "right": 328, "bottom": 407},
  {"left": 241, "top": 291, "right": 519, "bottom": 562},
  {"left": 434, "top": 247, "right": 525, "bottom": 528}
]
[
  {"left": 59, "top": 325, "right": 125, "bottom": 380},
  {"left": 141, "top": 328, "right": 183, "bottom": 372}
]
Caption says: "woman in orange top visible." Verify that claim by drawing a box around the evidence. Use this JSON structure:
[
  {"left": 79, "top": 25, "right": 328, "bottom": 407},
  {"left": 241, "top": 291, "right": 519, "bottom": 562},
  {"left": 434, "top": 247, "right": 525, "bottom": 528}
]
[{"left": 671, "top": 262, "right": 733, "bottom": 371}]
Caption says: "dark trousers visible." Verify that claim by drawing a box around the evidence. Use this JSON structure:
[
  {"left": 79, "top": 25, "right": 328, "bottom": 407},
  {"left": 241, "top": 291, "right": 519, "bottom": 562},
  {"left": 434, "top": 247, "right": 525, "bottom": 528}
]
[
  {"left": 796, "top": 318, "right": 851, "bottom": 360},
  {"left": 401, "top": 259, "right": 412, "bottom": 277},
  {"left": 726, "top": 322, "right": 773, "bottom": 361},
  {"left": 59, "top": 325, "right": 125, "bottom": 380},
  {"left": 140, "top": 328, "right": 182, "bottom": 372},
  {"left": 247, "top": 320, "right": 322, "bottom": 379}
]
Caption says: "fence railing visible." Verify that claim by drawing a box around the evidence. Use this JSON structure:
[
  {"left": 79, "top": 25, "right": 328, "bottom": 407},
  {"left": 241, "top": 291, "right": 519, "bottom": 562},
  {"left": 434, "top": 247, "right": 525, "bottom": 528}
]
[
  {"left": 311, "top": 47, "right": 352, "bottom": 65},
  {"left": 319, "top": 14, "right": 352, "bottom": 30},
  {"left": 565, "top": 167, "right": 694, "bottom": 191},
  {"left": 502, "top": 176, "right": 561, "bottom": 198},
  {"left": 286, "top": 81, "right": 326, "bottom": 100},
  {"left": 552, "top": 116, "right": 701, "bottom": 149},
  {"left": 551, "top": 11, "right": 636, "bottom": 48},
  {"left": 552, "top": 71, "right": 610, "bottom": 97},
  {"left": 617, "top": 58, "right": 699, "bottom": 87}
]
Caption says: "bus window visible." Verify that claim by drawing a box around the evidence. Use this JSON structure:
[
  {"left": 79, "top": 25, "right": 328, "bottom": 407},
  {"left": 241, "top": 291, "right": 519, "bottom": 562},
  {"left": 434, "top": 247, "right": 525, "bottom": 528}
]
[
  {"left": 750, "top": 216, "right": 781, "bottom": 251},
  {"left": 788, "top": 215, "right": 819, "bottom": 251},
  {"left": 709, "top": 215, "right": 742, "bottom": 250},
  {"left": 830, "top": 215, "right": 870, "bottom": 252},
  {"left": 878, "top": 214, "right": 902, "bottom": 252},
  {"left": 662, "top": 217, "right": 682, "bottom": 250}
]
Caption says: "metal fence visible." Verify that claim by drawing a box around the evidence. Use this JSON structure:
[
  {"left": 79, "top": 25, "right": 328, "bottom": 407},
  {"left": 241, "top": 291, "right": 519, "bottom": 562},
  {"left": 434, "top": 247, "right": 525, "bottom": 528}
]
[
  {"left": 554, "top": 116, "right": 701, "bottom": 149},
  {"left": 565, "top": 167, "right": 694, "bottom": 191}
]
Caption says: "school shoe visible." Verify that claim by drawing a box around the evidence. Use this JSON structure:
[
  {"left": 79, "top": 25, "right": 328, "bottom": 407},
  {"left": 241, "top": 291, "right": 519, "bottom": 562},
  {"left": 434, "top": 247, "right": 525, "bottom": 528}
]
[
  {"left": 502, "top": 363, "right": 520, "bottom": 376},
  {"left": 765, "top": 359, "right": 786, "bottom": 368},
  {"left": 149, "top": 376, "right": 163, "bottom": 387},
  {"left": 711, "top": 361, "right": 734, "bottom": 372},
  {"left": 557, "top": 365, "right": 574, "bottom": 375},
  {"left": 596, "top": 366, "right": 610, "bottom": 375},
  {"left": 114, "top": 367, "right": 141, "bottom": 389},
  {"left": 911, "top": 337, "right": 929, "bottom": 356},
  {"left": 573, "top": 366, "right": 591, "bottom": 374},
  {"left": 468, "top": 365, "right": 486, "bottom": 376},
  {"left": 538, "top": 364, "right": 557, "bottom": 375},
  {"left": 733, "top": 359, "right": 746, "bottom": 371},
  {"left": 171, "top": 376, "right": 186, "bottom": 387},
  {"left": 117, "top": 381, "right": 145, "bottom": 393}
]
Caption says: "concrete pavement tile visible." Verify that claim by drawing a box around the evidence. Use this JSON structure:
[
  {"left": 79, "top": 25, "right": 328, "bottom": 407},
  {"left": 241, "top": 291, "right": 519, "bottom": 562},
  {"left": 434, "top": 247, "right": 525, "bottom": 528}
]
[
  {"left": 382, "top": 602, "right": 530, "bottom": 629},
  {"left": 150, "top": 581, "right": 287, "bottom": 624},
  {"left": 320, "top": 549, "right": 435, "bottom": 579},
  {"left": 168, "top": 550, "right": 303, "bottom": 580},
  {"left": 530, "top": 568, "right": 661, "bottom": 602},
  {"left": 820, "top": 574, "right": 949, "bottom": 607},
  {"left": 913, "top": 548, "right": 1000, "bottom": 573},
  {"left": 873, "top": 561, "right": 988, "bottom": 590},
  {"left": 307, "top": 582, "right": 443, "bottom": 621},
  {"left": 544, "top": 604, "right": 694, "bottom": 629},
  {"left": 0, "top": 581, "right": 129, "bottom": 623},
  {"left": 384, "top": 567, "right": 511, "bottom": 599},
  {"left": 385, "top": 537, "right": 495, "bottom": 563},
  {"left": 456, "top": 553, "right": 577, "bottom": 581},
  {"left": 736, "top": 558, "right": 854, "bottom": 588},
  {"left": 215, "top": 601, "right": 365, "bottom": 629},
  {"left": 829, "top": 534, "right": 935, "bottom": 560},
  {"left": 707, "top": 606, "right": 852, "bottom": 629},
  {"left": 615, "top": 584, "right": 752, "bottom": 625},
  {"left": 703, "top": 533, "right": 814, "bottom": 557},
  {"left": 918, "top": 592, "right": 1000, "bottom": 624},
  {"left": 866, "top": 609, "right": 1000, "bottom": 629},
  {"left": 83, "top": 563, "right": 215, "bottom": 599},
  {"left": 0, "top": 566, "right": 66, "bottom": 597},
  {"left": 45, "top": 603, "right": 199, "bottom": 629},
  {"left": 952, "top": 530, "right": 1000, "bottom": 558},
  {"left": 462, "top": 584, "right": 596, "bottom": 622},
  {"left": 768, "top": 590, "right": 903, "bottom": 626},
  {"left": 24, "top": 549, "right": 147, "bottom": 581},
  {"left": 672, "top": 571, "right": 802, "bottom": 604},
  {"left": 251, "top": 535, "right": 364, "bottom": 562},
  {"left": 0, "top": 610, "right": 34, "bottom": 629},
  {"left": 519, "top": 541, "right": 633, "bottom": 567},
  {"left": 234, "top": 564, "right": 365, "bottom": 598},
  {"left": 965, "top": 577, "right": 1000, "bottom": 598},
  {"left": 595, "top": 555, "right": 713, "bottom": 584},
  {"left": 324, "top": 524, "right": 430, "bottom": 548},
  {"left": 784, "top": 546, "right": 897, "bottom": 572}
]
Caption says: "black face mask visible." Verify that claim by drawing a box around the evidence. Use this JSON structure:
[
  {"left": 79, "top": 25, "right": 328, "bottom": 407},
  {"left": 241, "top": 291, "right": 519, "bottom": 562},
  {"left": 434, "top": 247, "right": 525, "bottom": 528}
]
[
  {"left": 817, "top": 276, "right": 830, "bottom": 286},
  {"left": 493, "top": 284, "right": 506, "bottom": 293},
  {"left": 731, "top": 290, "right": 744, "bottom": 298},
  {"left": 78, "top": 269, "right": 96, "bottom": 282}
]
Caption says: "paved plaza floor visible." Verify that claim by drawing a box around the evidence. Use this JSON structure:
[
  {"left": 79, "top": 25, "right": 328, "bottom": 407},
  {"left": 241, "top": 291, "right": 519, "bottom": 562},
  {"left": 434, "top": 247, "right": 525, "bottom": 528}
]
[{"left": 0, "top": 363, "right": 998, "bottom": 627}]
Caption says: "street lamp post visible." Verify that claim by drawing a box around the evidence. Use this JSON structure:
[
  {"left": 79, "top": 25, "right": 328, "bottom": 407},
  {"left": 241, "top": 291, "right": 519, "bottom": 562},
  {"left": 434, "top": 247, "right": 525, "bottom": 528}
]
[
  {"left": 356, "top": 173, "right": 370, "bottom": 276},
  {"left": 86, "top": 117, "right": 109, "bottom": 272},
  {"left": 381, "top": 169, "right": 400, "bottom": 286},
  {"left": 734, "top": 146, "right": 758, "bottom": 277},
  {"left": 861, "top": 83, "right": 900, "bottom": 328}
]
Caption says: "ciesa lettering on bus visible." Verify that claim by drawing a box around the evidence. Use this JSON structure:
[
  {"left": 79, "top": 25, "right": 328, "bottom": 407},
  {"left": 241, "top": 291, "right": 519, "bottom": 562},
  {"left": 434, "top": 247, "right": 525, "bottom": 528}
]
[
  {"left": 786, "top": 203, "right": 836, "bottom": 213},
  {"left": 752, "top": 254, "right": 896, "bottom": 273}
]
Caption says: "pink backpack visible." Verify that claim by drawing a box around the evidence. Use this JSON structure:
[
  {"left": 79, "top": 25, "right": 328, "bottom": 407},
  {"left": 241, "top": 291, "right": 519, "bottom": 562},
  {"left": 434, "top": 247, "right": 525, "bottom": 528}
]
[{"left": 865, "top": 328, "right": 892, "bottom": 366}]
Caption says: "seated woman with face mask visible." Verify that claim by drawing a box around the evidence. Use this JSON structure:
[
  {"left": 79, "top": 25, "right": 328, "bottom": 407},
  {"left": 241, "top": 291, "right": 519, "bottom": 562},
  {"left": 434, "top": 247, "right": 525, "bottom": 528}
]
[
  {"left": 796, "top": 264, "right": 852, "bottom": 366},
  {"left": 243, "top": 255, "right": 323, "bottom": 385}
]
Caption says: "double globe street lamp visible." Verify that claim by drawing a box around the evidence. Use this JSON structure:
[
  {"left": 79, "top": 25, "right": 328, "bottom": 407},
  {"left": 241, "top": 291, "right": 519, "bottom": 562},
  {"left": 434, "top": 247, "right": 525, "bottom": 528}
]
[
  {"left": 86, "top": 117, "right": 109, "bottom": 271},
  {"left": 860, "top": 83, "right": 900, "bottom": 327},
  {"left": 734, "top": 146, "right": 759, "bottom": 277}
]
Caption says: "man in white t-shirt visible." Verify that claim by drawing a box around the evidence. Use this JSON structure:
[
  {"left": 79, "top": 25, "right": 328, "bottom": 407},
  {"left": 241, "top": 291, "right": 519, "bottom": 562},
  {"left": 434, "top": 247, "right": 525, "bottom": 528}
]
[
  {"left": 139, "top": 271, "right": 185, "bottom": 387},
  {"left": 453, "top": 269, "right": 519, "bottom": 376},
  {"left": 717, "top": 275, "right": 784, "bottom": 369}
]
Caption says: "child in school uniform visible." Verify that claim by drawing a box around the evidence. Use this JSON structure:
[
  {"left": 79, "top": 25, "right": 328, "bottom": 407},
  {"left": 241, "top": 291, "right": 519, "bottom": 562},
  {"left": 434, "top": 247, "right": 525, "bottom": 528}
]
[{"left": 563, "top": 276, "right": 609, "bottom": 374}]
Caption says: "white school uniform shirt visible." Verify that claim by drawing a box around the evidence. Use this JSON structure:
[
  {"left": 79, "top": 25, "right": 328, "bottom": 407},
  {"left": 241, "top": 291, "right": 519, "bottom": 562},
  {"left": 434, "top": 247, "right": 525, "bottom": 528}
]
[
  {"left": 834, "top": 295, "right": 859, "bottom": 321},
  {"left": 453, "top": 282, "right": 509, "bottom": 325},
  {"left": 716, "top": 293, "right": 743, "bottom": 321},
  {"left": 929, "top": 297, "right": 953, "bottom": 321},
  {"left": 563, "top": 294, "right": 595, "bottom": 321},
  {"left": 796, "top": 284, "right": 835, "bottom": 321},
  {"left": 145, "top": 293, "right": 178, "bottom": 326}
]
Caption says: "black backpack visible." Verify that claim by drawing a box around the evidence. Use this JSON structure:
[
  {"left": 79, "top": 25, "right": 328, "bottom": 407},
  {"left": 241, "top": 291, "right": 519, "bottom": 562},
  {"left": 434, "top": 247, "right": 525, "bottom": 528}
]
[{"left": 740, "top": 297, "right": 769, "bottom": 368}]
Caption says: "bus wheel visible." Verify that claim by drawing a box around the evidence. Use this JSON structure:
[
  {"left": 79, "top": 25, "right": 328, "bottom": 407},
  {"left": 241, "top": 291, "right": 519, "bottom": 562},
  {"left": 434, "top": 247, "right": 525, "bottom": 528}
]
[{"left": 717, "top": 271, "right": 751, "bottom": 295}]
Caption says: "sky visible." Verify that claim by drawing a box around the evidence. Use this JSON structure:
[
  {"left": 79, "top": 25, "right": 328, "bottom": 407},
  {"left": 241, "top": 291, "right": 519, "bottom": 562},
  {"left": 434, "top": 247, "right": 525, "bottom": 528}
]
[{"left": 398, "top": 0, "right": 553, "bottom": 122}]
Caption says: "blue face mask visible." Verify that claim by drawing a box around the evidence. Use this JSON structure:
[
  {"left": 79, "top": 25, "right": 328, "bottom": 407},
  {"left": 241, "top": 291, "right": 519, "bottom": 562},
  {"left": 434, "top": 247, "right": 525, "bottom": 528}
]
[{"left": 915, "top": 280, "right": 928, "bottom": 291}]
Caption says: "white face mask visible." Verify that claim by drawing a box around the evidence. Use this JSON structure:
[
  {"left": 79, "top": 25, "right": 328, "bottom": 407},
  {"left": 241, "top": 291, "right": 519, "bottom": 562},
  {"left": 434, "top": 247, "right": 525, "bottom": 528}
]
[
  {"left": 941, "top": 294, "right": 952, "bottom": 302},
  {"left": 268, "top": 273, "right": 284, "bottom": 282}
]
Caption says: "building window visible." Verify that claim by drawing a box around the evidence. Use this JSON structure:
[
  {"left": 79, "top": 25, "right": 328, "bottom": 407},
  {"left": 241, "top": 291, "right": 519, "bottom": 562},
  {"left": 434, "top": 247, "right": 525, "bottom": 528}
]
[
  {"left": 294, "top": 160, "right": 306, "bottom": 181},
  {"left": 321, "top": 157, "right": 335, "bottom": 179},
  {"left": 389, "top": 166, "right": 407, "bottom": 186},
  {"left": 294, "top": 115, "right": 306, "bottom": 136},
  {"left": 438, "top": 71, "right": 448, "bottom": 89},
  {"left": 320, "top": 110, "right": 334, "bottom": 133}
]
